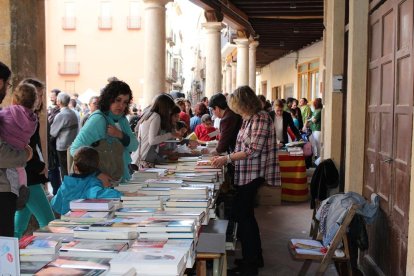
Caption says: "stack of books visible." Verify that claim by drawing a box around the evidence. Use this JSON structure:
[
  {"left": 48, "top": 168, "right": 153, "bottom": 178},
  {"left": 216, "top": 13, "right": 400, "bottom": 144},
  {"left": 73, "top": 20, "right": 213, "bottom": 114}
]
[
  {"left": 32, "top": 256, "right": 112, "bottom": 275},
  {"left": 69, "top": 198, "right": 119, "bottom": 212},
  {"left": 287, "top": 146, "right": 304, "bottom": 156},
  {"left": 60, "top": 210, "right": 114, "bottom": 223},
  {"left": 109, "top": 249, "right": 186, "bottom": 276},
  {"left": 136, "top": 218, "right": 197, "bottom": 239},
  {"left": 121, "top": 194, "right": 164, "bottom": 210},
  {"left": 19, "top": 235, "right": 61, "bottom": 262},
  {"left": 130, "top": 168, "right": 168, "bottom": 182},
  {"left": 59, "top": 240, "right": 128, "bottom": 258},
  {"left": 73, "top": 216, "right": 147, "bottom": 241}
]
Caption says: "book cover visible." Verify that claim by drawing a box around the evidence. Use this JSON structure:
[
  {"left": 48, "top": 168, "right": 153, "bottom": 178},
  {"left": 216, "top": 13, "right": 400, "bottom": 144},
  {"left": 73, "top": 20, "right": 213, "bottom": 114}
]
[
  {"left": 109, "top": 249, "right": 185, "bottom": 275},
  {"left": 137, "top": 219, "right": 195, "bottom": 233},
  {"left": 20, "top": 260, "right": 50, "bottom": 276},
  {"left": 61, "top": 211, "right": 113, "bottom": 222},
  {"left": 59, "top": 241, "right": 128, "bottom": 258},
  {"left": 130, "top": 238, "right": 168, "bottom": 249},
  {"left": 19, "top": 235, "right": 60, "bottom": 255},
  {"left": 33, "top": 226, "right": 75, "bottom": 237},
  {"left": 34, "top": 266, "right": 107, "bottom": 275},
  {"left": 0, "top": 237, "right": 19, "bottom": 276}
]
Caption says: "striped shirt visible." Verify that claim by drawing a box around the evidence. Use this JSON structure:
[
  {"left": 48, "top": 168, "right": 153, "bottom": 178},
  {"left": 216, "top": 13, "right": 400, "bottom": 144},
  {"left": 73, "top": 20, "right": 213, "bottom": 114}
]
[{"left": 234, "top": 111, "right": 281, "bottom": 186}]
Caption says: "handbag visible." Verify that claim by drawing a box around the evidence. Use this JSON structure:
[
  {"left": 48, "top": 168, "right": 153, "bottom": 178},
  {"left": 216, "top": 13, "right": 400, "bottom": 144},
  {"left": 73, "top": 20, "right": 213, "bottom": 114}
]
[{"left": 90, "top": 113, "right": 125, "bottom": 181}]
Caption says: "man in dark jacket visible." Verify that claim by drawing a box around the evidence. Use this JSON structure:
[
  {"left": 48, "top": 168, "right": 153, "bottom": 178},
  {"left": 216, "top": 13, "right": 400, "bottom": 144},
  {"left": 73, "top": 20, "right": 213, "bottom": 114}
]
[{"left": 209, "top": 93, "right": 242, "bottom": 155}]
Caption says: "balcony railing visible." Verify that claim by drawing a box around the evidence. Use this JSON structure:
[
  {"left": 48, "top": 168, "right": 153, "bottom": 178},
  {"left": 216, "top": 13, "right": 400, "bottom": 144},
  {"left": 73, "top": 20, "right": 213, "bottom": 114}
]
[
  {"left": 58, "top": 62, "right": 80, "bottom": 75},
  {"left": 98, "top": 16, "right": 112, "bottom": 30},
  {"left": 166, "top": 68, "right": 178, "bottom": 83},
  {"left": 62, "top": 17, "right": 76, "bottom": 30},
  {"left": 127, "top": 16, "right": 141, "bottom": 29}
]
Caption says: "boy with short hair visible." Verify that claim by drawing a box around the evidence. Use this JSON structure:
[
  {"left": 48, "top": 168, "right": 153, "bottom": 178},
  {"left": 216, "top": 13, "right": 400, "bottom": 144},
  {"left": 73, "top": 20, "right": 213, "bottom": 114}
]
[{"left": 51, "top": 146, "right": 121, "bottom": 214}]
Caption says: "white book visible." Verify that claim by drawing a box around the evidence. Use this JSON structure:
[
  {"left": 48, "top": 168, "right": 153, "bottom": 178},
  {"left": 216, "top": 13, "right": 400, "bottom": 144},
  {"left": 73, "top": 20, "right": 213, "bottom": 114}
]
[
  {"left": 166, "top": 199, "right": 211, "bottom": 208},
  {"left": 110, "top": 249, "right": 186, "bottom": 276},
  {"left": 33, "top": 226, "right": 75, "bottom": 238},
  {"left": 61, "top": 210, "right": 114, "bottom": 223},
  {"left": 164, "top": 239, "right": 195, "bottom": 268},
  {"left": 290, "top": 238, "right": 325, "bottom": 255},
  {"left": 164, "top": 207, "right": 208, "bottom": 214},
  {"left": 170, "top": 187, "right": 208, "bottom": 195},
  {"left": 115, "top": 207, "right": 157, "bottom": 217},
  {"left": 70, "top": 199, "right": 115, "bottom": 211},
  {"left": 139, "top": 232, "right": 196, "bottom": 239},
  {"left": 105, "top": 267, "right": 136, "bottom": 276},
  {"left": 59, "top": 240, "right": 128, "bottom": 258},
  {"left": 121, "top": 195, "right": 160, "bottom": 201},
  {"left": 73, "top": 226, "right": 138, "bottom": 240},
  {"left": 138, "top": 187, "right": 171, "bottom": 196},
  {"left": 137, "top": 219, "right": 195, "bottom": 233},
  {"left": 19, "top": 253, "right": 57, "bottom": 262},
  {"left": 114, "top": 184, "right": 143, "bottom": 192},
  {"left": 122, "top": 201, "right": 163, "bottom": 208},
  {"left": 170, "top": 194, "right": 209, "bottom": 200}
]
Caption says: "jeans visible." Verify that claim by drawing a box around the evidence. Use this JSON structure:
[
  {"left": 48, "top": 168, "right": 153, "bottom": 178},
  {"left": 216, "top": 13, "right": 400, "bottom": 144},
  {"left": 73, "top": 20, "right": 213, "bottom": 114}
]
[
  {"left": 233, "top": 177, "right": 264, "bottom": 264},
  {"left": 48, "top": 167, "right": 61, "bottom": 195}
]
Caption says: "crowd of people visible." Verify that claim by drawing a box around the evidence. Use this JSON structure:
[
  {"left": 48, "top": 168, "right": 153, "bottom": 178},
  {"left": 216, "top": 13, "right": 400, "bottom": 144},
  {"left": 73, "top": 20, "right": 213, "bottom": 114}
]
[{"left": 0, "top": 60, "right": 323, "bottom": 276}]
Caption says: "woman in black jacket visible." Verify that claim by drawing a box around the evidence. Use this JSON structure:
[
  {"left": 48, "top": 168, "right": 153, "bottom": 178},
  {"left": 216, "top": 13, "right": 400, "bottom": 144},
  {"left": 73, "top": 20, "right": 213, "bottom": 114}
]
[
  {"left": 270, "top": 99, "right": 301, "bottom": 147},
  {"left": 14, "top": 78, "right": 55, "bottom": 238}
]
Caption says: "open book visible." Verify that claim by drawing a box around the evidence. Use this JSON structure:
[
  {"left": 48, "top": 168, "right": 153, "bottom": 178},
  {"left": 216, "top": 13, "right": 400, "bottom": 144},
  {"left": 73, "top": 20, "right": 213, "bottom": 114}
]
[{"left": 290, "top": 239, "right": 326, "bottom": 255}]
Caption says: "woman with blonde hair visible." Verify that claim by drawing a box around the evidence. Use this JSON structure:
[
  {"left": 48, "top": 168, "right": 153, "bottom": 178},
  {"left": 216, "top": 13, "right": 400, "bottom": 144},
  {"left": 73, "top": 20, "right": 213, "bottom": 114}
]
[{"left": 212, "top": 86, "right": 280, "bottom": 275}]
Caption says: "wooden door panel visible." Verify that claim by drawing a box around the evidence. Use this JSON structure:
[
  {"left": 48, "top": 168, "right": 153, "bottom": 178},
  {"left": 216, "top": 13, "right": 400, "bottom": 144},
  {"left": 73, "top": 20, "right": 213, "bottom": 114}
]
[
  {"left": 370, "top": 19, "right": 381, "bottom": 61},
  {"left": 368, "top": 67, "right": 380, "bottom": 105},
  {"left": 382, "top": 9, "right": 395, "bottom": 57},
  {"left": 380, "top": 62, "right": 394, "bottom": 106},
  {"left": 397, "top": 0, "right": 412, "bottom": 51},
  {"left": 363, "top": 0, "right": 412, "bottom": 274}
]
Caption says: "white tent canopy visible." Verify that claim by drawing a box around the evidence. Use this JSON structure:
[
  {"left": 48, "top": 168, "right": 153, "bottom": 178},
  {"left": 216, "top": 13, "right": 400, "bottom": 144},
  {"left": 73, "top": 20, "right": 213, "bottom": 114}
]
[{"left": 78, "top": 88, "right": 99, "bottom": 104}]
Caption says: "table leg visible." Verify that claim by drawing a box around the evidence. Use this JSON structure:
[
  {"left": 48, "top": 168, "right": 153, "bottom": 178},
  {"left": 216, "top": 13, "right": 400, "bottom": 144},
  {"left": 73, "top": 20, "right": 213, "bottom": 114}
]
[{"left": 197, "top": 260, "right": 207, "bottom": 276}]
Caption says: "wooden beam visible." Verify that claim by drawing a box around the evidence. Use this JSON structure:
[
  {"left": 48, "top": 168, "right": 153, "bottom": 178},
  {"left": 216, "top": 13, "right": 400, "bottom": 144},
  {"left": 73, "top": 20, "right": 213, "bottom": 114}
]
[{"left": 250, "top": 15, "right": 324, "bottom": 19}]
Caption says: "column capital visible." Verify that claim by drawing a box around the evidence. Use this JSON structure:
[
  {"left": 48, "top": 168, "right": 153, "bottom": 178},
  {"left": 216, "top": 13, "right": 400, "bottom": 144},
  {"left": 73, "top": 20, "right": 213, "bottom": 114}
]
[
  {"left": 234, "top": 38, "right": 250, "bottom": 48},
  {"left": 143, "top": 0, "right": 172, "bottom": 8},
  {"left": 249, "top": 40, "right": 259, "bottom": 49},
  {"left": 202, "top": 22, "right": 225, "bottom": 32}
]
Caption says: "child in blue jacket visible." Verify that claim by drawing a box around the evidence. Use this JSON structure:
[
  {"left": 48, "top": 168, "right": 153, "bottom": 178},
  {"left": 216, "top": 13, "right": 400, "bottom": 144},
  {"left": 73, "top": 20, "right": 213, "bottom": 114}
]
[{"left": 51, "top": 146, "right": 121, "bottom": 214}]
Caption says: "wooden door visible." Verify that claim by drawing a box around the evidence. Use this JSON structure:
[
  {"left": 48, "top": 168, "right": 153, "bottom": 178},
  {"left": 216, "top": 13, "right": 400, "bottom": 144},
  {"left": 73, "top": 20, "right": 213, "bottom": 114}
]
[{"left": 363, "top": 0, "right": 413, "bottom": 275}]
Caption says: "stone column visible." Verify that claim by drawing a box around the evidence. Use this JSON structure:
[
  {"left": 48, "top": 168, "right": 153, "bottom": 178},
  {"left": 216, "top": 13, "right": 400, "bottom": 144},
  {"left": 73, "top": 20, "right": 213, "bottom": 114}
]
[
  {"left": 249, "top": 40, "right": 259, "bottom": 92},
  {"left": 231, "top": 62, "right": 237, "bottom": 92},
  {"left": 202, "top": 22, "right": 225, "bottom": 98},
  {"left": 234, "top": 38, "right": 249, "bottom": 87},
  {"left": 1, "top": 0, "right": 47, "bottom": 161},
  {"left": 344, "top": 0, "right": 368, "bottom": 193},
  {"left": 225, "top": 63, "right": 232, "bottom": 94},
  {"left": 323, "top": 0, "right": 345, "bottom": 165},
  {"left": 143, "top": 0, "right": 171, "bottom": 107}
]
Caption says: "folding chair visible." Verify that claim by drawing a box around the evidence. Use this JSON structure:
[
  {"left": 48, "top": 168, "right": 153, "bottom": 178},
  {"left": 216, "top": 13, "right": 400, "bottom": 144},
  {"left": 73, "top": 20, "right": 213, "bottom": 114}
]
[{"left": 288, "top": 204, "right": 357, "bottom": 276}]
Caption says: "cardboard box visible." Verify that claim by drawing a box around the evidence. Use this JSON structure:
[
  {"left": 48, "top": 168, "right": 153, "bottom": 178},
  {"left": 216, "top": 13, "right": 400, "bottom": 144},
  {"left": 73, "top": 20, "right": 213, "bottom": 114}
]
[
  {"left": 257, "top": 185, "right": 281, "bottom": 206},
  {"left": 196, "top": 219, "right": 228, "bottom": 254}
]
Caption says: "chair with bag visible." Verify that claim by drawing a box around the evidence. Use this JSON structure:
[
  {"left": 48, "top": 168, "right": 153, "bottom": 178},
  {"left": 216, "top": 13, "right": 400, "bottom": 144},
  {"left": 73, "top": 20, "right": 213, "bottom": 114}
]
[{"left": 288, "top": 192, "right": 379, "bottom": 275}]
